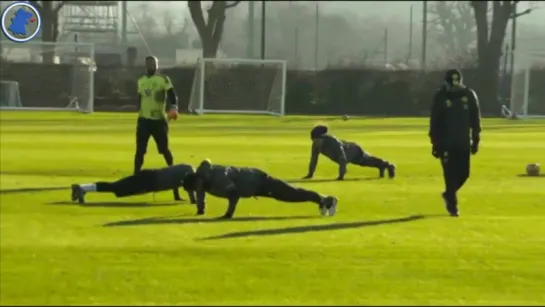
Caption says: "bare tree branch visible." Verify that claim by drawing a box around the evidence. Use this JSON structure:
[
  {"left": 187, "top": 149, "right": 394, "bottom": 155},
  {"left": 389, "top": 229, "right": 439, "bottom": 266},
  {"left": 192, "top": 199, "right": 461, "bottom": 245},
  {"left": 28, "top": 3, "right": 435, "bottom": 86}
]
[
  {"left": 188, "top": 1, "right": 210, "bottom": 40},
  {"left": 54, "top": 2, "right": 65, "bottom": 13},
  {"left": 189, "top": 1, "right": 241, "bottom": 57},
  {"left": 429, "top": 1, "right": 477, "bottom": 56},
  {"left": 225, "top": 1, "right": 241, "bottom": 9}
]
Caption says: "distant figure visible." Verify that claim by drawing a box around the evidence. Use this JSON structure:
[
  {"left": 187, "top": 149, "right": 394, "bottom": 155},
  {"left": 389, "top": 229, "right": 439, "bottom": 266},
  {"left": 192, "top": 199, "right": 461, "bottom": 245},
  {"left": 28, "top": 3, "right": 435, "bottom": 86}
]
[
  {"left": 302, "top": 125, "right": 396, "bottom": 180},
  {"left": 8, "top": 8, "right": 35, "bottom": 36}
]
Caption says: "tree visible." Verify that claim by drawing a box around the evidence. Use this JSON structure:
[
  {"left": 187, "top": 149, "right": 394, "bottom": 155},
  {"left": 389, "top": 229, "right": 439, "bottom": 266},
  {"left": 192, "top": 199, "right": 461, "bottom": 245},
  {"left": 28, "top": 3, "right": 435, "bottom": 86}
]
[
  {"left": 162, "top": 10, "right": 177, "bottom": 37},
  {"left": 136, "top": 3, "right": 159, "bottom": 36},
  {"left": 188, "top": 1, "right": 241, "bottom": 58},
  {"left": 29, "top": 1, "right": 64, "bottom": 42},
  {"left": 28, "top": 1, "right": 66, "bottom": 63},
  {"left": 470, "top": 1, "right": 526, "bottom": 111},
  {"left": 220, "top": 2, "right": 373, "bottom": 69},
  {"left": 429, "top": 1, "right": 477, "bottom": 58}
]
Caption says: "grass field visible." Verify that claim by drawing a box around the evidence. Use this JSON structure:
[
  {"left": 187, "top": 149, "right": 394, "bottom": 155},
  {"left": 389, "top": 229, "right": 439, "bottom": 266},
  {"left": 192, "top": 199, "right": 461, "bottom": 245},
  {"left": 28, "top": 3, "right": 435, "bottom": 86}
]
[{"left": 0, "top": 112, "right": 544, "bottom": 306}]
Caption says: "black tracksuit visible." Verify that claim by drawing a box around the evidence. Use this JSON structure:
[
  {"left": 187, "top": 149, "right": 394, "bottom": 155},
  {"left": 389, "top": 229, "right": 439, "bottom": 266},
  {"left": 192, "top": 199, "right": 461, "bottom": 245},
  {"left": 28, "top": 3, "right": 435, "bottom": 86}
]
[
  {"left": 306, "top": 134, "right": 392, "bottom": 179},
  {"left": 429, "top": 83, "right": 481, "bottom": 214},
  {"left": 96, "top": 163, "right": 196, "bottom": 202},
  {"left": 187, "top": 163, "right": 327, "bottom": 218}
]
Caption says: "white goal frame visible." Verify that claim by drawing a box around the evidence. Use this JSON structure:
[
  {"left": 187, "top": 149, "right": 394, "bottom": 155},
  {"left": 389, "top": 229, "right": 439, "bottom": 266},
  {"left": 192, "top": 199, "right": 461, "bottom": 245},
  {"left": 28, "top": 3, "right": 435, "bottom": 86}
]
[
  {"left": 0, "top": 41, "right": 96, "bottom": 113},
  {"left": 507, "top": 51, "right": 545, "bottom": 119},
  {"left": 189, "top": 57, "right": 287, "bottom": 116}
]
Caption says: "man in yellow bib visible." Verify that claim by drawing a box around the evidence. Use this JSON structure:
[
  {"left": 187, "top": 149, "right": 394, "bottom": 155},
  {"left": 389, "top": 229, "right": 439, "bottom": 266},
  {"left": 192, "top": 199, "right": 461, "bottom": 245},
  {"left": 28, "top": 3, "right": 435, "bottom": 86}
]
[{"left": 134, "top": 56, "right": 179, "bottom": 174}]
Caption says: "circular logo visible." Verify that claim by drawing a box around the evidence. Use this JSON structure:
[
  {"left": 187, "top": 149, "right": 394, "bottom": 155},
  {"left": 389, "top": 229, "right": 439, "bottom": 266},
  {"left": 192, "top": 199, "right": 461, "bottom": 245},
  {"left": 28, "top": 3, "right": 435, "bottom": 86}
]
[{"left": 1, "top": 1, "right": 41, "bottom": 43}]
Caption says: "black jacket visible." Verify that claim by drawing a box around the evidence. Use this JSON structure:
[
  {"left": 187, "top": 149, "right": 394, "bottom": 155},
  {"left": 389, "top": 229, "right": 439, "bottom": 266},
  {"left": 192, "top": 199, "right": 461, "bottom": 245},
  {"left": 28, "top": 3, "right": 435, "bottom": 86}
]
[{"left": 429, "top": 85, "right": 482, "bottom": 150}]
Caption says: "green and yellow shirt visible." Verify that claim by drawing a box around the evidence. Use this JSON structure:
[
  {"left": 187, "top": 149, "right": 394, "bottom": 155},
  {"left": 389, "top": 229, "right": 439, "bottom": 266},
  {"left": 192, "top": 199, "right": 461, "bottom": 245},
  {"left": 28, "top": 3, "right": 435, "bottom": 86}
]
[{"left": 137, "top": 74, "right": 174, "bottom": 120}]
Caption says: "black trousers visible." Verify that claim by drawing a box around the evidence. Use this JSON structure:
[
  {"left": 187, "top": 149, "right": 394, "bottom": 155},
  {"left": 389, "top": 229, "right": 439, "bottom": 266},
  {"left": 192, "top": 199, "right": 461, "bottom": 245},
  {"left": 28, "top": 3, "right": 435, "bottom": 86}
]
[
  {"left": 351, "top": 146, "right": 388, "bottom": 168},
  {"left": 441, "top": 148, "right": 471, "bottom": 205},
  {"left": 96, "top": 170, "right": 159, "bottom": 197},
  {"left": 256, "top": 175, "right": 323, "bottom": 204},
  {"left": 136, "top": 118, "right": 169, "bottom": 155}
]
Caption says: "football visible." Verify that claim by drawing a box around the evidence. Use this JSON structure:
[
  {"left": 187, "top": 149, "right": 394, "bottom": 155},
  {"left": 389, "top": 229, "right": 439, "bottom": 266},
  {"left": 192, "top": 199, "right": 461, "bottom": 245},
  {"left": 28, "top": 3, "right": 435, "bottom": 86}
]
[{"left": 526, "top": 163, "right": 541, "bottom": 176}]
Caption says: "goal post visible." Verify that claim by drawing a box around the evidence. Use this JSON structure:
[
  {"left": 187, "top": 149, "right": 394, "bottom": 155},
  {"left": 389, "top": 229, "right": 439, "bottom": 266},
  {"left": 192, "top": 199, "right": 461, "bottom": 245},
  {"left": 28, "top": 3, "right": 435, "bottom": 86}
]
[
  {"left": 188, "top": 58, "right": 287, "bottom": 116},
  {"left": 0, "top": 41, "right": 96, "bottom": 113},
  {"left": 508, "top": 51, "right": 545, "bottom": 119}
]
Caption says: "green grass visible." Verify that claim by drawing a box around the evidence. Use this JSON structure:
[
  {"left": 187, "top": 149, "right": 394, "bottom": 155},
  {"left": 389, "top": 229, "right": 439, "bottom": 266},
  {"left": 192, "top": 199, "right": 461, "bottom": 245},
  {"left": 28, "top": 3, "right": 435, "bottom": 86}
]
[{"left": 1, "top": 112, "right": 544, "bottom": 306}]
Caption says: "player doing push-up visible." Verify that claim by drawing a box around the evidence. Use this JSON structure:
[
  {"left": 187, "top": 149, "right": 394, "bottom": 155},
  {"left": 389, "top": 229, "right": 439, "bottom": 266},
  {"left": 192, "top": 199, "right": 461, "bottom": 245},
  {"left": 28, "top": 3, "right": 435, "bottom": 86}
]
[
  {"left": 303, "top": 125, "right": 396, "bottom": 180},
  {"left": 71, "top": 164, "right": 196, "bottom": 204},
  {"left": 182, "top": 159, "right": 339, "bottom": 219}
]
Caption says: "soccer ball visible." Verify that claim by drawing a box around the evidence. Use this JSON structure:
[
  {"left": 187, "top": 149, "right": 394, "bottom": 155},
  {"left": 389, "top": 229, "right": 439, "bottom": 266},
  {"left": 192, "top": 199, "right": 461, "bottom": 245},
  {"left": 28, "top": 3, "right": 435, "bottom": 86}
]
[
  {"left": 342, "top": 115, "right": 350, "bottom": 121},
  {"left": 526, "top": 163, "right": 541, "bottom": 176}
]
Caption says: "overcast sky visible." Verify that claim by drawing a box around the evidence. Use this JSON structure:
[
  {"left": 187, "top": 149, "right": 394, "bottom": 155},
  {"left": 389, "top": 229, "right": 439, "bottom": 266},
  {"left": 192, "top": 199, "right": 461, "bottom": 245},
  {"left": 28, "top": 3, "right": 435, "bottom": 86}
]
[{"left": 131, "top": 1, "right": 545, "bottom": 26}]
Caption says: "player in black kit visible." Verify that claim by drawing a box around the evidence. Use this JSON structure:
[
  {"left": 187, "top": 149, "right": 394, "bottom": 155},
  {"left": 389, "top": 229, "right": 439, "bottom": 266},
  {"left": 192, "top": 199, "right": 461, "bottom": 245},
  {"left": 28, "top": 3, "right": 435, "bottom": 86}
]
[
  {"left": 429, "top": 69, "right": 481, "bottom": 217},
  {"left": 70, "top": 164, "right": 196, "bottom": 204},
  {"left": 303, "top": 125, "right": 396, "bottom": 180},
  {"left": 182, "top": 159, "right": 338, "bottom": 219}
]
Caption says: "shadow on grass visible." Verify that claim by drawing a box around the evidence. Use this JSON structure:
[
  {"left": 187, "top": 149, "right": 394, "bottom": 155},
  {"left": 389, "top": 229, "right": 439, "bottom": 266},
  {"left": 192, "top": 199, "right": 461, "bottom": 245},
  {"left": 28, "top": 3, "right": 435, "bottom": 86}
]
[
  {"left": 48, "top": 201, "right": 182, "bottom": 208},
  {"left": 0, "top": 186, "right": 68, "bottom": 194},
  {"left": 516, "top": 174, "right": 545, "bottom": 178},
  {"left": 199, "top": 214, "right": 429, "bottom": 241},
  {"left": 286, "top": 177, "right": 380, "bottom": 184},
  {"left": 103, "top": 215, "right": 316, "bottom": 228}
]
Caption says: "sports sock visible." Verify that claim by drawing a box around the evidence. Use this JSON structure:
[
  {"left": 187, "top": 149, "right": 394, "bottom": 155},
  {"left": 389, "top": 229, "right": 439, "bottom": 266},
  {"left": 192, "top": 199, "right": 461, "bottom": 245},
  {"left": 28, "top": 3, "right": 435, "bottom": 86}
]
[{"left": 80, "top": 183, "right": 97, "bottom": 192}]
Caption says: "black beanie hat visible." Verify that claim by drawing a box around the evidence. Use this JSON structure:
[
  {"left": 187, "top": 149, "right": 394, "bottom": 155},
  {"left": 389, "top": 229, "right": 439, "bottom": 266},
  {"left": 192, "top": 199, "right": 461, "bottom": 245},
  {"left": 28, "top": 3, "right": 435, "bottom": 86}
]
[
  {"left": 445, "top": 69, "right": 463, "bottom": 85},
  {"left": 310, "top": 125, "right": 328, "bottom": 140}
]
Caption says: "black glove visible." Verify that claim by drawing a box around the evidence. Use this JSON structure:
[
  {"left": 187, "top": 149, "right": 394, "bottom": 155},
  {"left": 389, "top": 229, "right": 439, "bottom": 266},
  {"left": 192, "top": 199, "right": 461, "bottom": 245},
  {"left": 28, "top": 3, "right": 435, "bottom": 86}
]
[
  {"left": 432, "top": 144, "right": 442, "bottom": 159},
  {"left": 471, "top": 140, "right": 479, "bottom": 155}
]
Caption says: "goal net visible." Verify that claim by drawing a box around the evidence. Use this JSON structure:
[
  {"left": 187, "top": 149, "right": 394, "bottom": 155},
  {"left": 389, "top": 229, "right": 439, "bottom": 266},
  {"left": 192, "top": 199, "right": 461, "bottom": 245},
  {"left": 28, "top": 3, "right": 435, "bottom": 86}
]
[
  {"left": 508, "top": 52, "right": 545, "bottom": 119},
  {"left": 0, "top": 41, "right": 96, "bottom": 113},
  {"left": 188, "top": 58, "right": 287, "bottom": 116}
]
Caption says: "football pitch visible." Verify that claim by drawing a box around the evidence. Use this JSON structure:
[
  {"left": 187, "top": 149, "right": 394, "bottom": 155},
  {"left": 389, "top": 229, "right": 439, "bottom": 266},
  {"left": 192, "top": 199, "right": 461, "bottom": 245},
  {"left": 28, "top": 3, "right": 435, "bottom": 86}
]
[{"left": 0, "top": 112, "right": 544, "bottom": 306}]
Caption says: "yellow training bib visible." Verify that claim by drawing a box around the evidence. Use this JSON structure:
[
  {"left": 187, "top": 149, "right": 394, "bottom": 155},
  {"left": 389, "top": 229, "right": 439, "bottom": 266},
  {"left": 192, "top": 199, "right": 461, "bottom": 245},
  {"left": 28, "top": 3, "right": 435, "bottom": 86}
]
[{"left": 137, "top": 74, "right": 173, "bottom": 120}]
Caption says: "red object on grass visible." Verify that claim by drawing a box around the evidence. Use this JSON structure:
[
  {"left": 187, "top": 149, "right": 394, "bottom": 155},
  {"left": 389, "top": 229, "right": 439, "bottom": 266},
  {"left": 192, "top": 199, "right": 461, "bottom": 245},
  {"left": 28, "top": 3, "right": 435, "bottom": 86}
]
[{"left": 29, "top": 18, "right": 36, "bottom": 22}]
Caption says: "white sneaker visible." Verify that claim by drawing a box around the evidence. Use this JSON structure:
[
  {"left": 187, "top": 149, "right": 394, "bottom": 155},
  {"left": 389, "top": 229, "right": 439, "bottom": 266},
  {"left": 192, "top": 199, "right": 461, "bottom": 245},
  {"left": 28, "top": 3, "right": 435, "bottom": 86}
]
[
  {"left": 327, "top": 196, "right": 338, "bottom": 216},
  {"left": 319, "top": 205, "right": 328, "bottom": 216}
]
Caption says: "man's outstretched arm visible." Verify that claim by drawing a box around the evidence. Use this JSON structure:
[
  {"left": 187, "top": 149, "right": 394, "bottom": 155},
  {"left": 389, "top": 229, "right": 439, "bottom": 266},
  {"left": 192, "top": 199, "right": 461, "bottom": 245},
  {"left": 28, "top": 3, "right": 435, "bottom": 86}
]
[
  {"left": 163, "top": 75, "right": 178, "bottom": 113},
  {"left": 335, "top": 146, "right": 348, "bottom": 180},
  {"left": 468, "top": 88, "right": 482, "bottom": 154},
  {"left": 213, "top": 173, "right": 239, "bottom": 218},
  {"left": 194, "top": 177, "right": 207, "bottom": 215},
  {"left": 183, "top": 174, "right": 206, "bottom": 213},
  {"left": 223, "top": 193, "right": 240, "bottom": 219}
]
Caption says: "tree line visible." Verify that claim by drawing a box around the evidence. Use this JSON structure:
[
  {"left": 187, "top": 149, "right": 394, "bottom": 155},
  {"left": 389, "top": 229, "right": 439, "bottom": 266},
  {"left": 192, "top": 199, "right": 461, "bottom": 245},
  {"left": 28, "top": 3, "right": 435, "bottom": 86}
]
[{"left": 8, "top": 1, "right": 541, "bottom": 110}]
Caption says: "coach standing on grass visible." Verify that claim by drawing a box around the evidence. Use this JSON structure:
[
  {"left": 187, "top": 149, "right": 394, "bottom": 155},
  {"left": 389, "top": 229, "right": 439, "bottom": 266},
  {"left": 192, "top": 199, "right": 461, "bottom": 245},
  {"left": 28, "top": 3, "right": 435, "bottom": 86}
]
[
  {"left": 428, "top": 69, "right": 482, "bottom": 217},
  {"left": 133, "top": 56, "right": 179, "bottom": 174}
]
